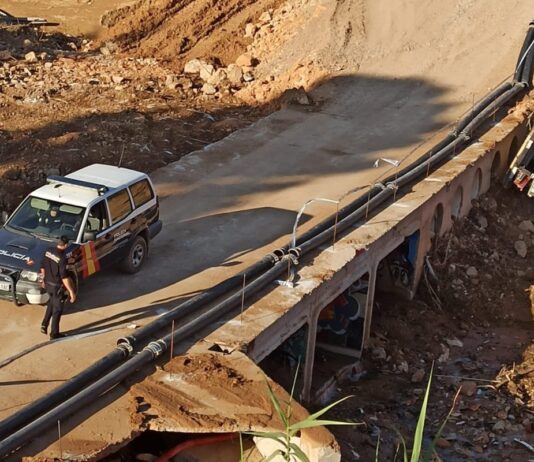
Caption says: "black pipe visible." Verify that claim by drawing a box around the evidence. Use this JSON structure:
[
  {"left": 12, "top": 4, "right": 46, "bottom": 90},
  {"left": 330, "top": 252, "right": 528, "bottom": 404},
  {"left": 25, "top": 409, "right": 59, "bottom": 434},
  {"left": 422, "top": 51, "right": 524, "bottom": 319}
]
[
  {"left": 460, "top": 85, "right": 525, "bottom": 138},
  {"left": 118, "top": 254, "right": 278, "bottom": 347},
  {"left": 3, "top": 20, "right": 534, "bottom": 458},
  {"left": 521, "top": 42, "right": 534, "bottom": 86},
  {"left": 515, "top": 22, "right": 534, "bottom": 82},
  {"left": 297, "top": 136, "right": 467, "bottom": 256},
  {"left": 0, "top": 347, "right": 129, "bottom": 442},
  {"left": 290, "top": 81, "right": 514, "bottom": 250},
  {"left": 0, "top": 259, "right": 289, "bottom": 458},
  {"left": 0, "top": 254, "right": 278, "bottom": 441}
]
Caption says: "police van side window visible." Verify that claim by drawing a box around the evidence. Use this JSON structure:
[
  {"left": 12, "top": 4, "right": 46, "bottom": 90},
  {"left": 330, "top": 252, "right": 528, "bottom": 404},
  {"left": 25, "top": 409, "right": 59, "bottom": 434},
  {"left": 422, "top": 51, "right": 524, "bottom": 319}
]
[
  {"left": 107, "top": 189, "right": 133, "bottom": 224},
  {"left": 129, "top": 179, "right": 154, "bottom": 208},
  {"left": 86, "top": 201, "right": 109, "bottom": 234}
]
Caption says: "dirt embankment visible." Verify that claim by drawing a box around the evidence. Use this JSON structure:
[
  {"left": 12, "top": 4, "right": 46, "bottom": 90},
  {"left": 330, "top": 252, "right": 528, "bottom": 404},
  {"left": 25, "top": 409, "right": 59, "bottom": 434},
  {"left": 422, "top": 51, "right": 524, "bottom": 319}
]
[
  {"left": 101, "top": 0, "right": 284, "bottom": 66},
  {"left": 329, "top": 186, "right": 534, "bottom": 461}
]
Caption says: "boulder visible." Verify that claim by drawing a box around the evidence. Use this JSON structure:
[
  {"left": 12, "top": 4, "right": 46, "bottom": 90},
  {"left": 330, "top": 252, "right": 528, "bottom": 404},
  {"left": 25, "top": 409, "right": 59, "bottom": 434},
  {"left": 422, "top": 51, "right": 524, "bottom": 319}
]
[
  {"left": 226, "top": 64, "right": 243, "bottom": 84},
  {"left": 201, "top": 83, "right": 217, "bottom": 95},
  {"left": 245, "top": 22, "right": 257, "bottom": 38},
  {"left": 207, "top": 68, "right": 227, "bottom": 86},
  {"left": 519, "top": 220, "right": 534, "bottom": 233},
  {"left": 259, "top": 11, "right": 272, "bottom": 23},
  {"left": 184, "top": 58, "right": 203, "bottom": 74},
  {"left": 24, "top": 51, "right": 38, "bottom": 63},
  {"left": 515, "top": 240, "right": 528, "bottom": 258},
  {"left": 199, "top": 63, "right": 215, "bottom": 82}
]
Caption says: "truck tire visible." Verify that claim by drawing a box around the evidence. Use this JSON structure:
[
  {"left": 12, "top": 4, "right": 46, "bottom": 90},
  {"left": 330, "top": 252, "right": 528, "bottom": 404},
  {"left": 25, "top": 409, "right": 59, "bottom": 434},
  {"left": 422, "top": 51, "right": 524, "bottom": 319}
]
[{"left": 121, "top": 235, "right": 147, "bottom": 274}]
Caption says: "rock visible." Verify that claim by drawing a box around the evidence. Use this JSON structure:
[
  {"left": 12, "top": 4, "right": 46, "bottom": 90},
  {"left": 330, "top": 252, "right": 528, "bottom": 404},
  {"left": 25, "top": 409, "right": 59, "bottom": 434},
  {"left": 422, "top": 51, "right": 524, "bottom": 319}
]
[
  {"left": 0, "top": 50, "right": 13, "bottom": 61},
  {"left": 445, "top": 337, "right": 463, "bottom": 348},
  {"left": 201, "top": 83, "right": 217, "bottom": 95},
  {"left": 460, "top": 380, "right": 477, "bottom": 397},
  {"left": 280, "top": 87, "right": 311, "bottom": 106},
  {"left": 519, "top": 220, "right": 534, "bottom": 233},
  {"left": 397, "top": 360, "right": 409, "bottom": 373},
  {"left": 411, "top": 369, "right": 425, "bottom": 383},
  {"left": 372, "top": 347, "right": 387, "bottom": 360},
  {"left": 245, "top": 23, "right": 257, "bottom": 38},
  {"left": 199, "top": 63, "right": 215, "bottom": 82},
  {"left": 164, "top": 74, "right": 177, "bottom": 89},
  {"left": 177, "top": 77, "right": 193, "bottom": 90},
  {"left": 100, "top": 46, "right": 111, "bottom": 56},
  {"left": 477, "top": 215, "right": 488, "bottom": 229},
  {"left": 46, "top": 168, "right": 60, "bottom": 177},
  {"left": 112, "top": 75, "right": 125, "bottom": 84},
  {"left": 236, "top": 52, "right": 255, "bottom": 67},
  {"left": 514, "top": 240, "right": 528, "bottom": 258},
  {"left": 207, "top": 68, "right": 227, "bottom": 86},
  {"left": 259, "top": 11, "right": 272, "bottom": 22},
  {"left": 438, "top": 345, "right": 449, "bottom": 363},
  {"left": 184, "top": 58, "right": 203, "bottom": 74},
  {"left": 436, "top": 438, "right": 451, "bottom": 448},
  {"left": 44, "top": 62, "right": 53, "bottom": 70},
  {"left": 22, "top": 39, "right": 33, "bottom": 48},
  {"left": 492, "top": 420, "right": 506, "bottom": 432},
  {"left": 466, "top": 266, "right": 478, "bottom": 278},
  {"left": 24, "top": 52, "right": 38, "bottom": 63},
  {"left": 226, "top": 64, "right": 243, "bottom": 84}
]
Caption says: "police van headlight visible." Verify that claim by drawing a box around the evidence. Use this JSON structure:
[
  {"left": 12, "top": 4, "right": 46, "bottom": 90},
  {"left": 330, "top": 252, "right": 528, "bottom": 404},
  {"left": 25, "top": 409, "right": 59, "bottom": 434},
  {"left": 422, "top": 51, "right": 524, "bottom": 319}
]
[{"left": 20, "top": 270, "right": 39, "bottom": 282}]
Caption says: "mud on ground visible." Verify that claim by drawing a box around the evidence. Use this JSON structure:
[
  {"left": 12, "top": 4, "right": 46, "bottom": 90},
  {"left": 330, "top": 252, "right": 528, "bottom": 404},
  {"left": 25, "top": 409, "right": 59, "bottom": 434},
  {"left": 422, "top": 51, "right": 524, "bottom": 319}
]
[{"left": 328, "top": 186, "right": 534, "bottom": 461}]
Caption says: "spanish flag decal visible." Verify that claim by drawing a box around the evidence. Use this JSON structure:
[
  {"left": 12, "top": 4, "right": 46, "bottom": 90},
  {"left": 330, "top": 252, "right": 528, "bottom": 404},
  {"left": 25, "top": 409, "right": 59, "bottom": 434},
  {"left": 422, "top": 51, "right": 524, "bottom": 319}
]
[{"left": 81, "top": 241, "right": 101, "bottom": 279}]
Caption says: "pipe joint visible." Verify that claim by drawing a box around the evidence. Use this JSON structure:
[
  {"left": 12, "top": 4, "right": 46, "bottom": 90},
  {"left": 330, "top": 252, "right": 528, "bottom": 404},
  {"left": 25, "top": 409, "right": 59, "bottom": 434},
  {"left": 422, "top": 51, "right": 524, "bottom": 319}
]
[
  {"left": 145, "top": 340, "right": 167, "bottom": 358},
  {"left": 117, "top": 336, "right": 134, "bottom": 348},
  {"left": 267, "top": 248, "right": 285, "bottom": 262},
  {"left": 287, "top": 248, "right": 301, "bottom": 263},
  {"left": 373, "top": 182, "right": 386, "bottom": 190},
  {"left": 117, "top": 342, "right": 134, "bottom": 357}
]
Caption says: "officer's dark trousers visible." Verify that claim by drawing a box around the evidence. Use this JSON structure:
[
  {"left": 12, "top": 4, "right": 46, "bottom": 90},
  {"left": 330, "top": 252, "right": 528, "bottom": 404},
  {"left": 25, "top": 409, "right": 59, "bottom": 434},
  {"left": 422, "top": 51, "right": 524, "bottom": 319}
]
[{"left": 42, "top": 286, "right": 64, "bottom": 337}]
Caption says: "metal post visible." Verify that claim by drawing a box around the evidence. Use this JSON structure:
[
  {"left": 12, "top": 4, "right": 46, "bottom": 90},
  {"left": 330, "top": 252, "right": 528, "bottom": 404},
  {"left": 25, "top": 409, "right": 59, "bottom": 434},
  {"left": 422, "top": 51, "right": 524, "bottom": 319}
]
[
  {"left": 361, "top": 264, "right": 378, "bottom": 349},
  {"left": 301, "top": 314, "right": 318, "bottom": 404},
  {"left": 240, "top": 273, "right": 246, "bottom": 323}
]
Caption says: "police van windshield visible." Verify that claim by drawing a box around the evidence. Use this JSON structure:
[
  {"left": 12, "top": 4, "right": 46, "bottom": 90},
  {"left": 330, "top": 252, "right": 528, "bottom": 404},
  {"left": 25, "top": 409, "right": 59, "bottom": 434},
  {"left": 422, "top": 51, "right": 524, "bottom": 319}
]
[{"left": 6, "top": 196, "right": 85, "bottom": 241}]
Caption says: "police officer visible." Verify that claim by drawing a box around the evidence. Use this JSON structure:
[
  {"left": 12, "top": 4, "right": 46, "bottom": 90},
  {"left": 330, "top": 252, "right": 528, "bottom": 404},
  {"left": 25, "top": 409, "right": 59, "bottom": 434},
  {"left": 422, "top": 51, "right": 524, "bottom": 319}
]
[{"left": 40, "top": 235, "right": 76, "bottom": 339}]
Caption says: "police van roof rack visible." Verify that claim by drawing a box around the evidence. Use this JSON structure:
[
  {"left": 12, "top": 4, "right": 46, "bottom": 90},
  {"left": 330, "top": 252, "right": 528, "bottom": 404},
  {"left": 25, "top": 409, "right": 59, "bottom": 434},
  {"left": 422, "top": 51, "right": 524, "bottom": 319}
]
[{"left": 47, "top": 176, "right": 108, "bottom": 196}]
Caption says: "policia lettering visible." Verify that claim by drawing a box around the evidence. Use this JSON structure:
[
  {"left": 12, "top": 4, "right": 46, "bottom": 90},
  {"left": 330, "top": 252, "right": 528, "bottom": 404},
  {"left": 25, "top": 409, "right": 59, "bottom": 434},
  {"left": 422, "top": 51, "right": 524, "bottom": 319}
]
[{"left": 40, "top": 236, "right": 77, "bottom": 340}]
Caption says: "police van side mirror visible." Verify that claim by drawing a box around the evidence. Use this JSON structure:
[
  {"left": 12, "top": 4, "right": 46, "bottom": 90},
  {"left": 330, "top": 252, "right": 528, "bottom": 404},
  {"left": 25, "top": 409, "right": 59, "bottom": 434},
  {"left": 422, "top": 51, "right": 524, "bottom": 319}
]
[
  {"left": 83, "top": 230, "right": 97, "bottom": 242},
  {"left": 0, "top": 211, "right": 8, "bottom": 225}
]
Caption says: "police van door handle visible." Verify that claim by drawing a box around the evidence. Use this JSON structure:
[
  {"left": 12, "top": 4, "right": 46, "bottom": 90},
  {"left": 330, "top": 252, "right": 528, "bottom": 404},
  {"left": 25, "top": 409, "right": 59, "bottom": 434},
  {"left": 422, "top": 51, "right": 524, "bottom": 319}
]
[{"left": 104, "top": 233, "right": 112, "bottom": 240}]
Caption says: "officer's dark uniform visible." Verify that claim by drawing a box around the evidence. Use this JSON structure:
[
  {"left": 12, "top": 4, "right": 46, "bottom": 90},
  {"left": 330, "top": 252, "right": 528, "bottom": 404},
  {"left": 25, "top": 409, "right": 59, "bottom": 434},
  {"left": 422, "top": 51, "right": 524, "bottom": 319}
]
[{"left": 41, "top": 246, "right": 68, "bottom": 338}]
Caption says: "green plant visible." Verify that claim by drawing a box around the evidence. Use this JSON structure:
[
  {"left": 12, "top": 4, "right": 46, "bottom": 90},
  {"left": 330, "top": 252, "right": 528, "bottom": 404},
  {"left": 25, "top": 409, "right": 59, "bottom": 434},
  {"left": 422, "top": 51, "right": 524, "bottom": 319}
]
[
  {"left": 242, "top": 365, "right": 357, "bottom": 462},
  {"left": 388, "top": 364, "right": 459, "bottom": 462}
]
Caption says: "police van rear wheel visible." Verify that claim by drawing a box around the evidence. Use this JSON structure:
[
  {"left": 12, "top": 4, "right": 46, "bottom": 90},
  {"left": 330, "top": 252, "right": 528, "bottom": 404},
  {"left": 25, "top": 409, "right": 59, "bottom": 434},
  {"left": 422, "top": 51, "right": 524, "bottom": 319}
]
[{"left": 121, "top": 236, "right": 147, "bottom": 274}]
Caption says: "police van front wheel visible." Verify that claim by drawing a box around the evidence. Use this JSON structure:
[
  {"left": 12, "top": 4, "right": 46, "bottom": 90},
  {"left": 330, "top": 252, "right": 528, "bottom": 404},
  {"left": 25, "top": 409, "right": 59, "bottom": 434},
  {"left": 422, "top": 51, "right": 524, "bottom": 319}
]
[{"left": 121, "top": 236, "right": 147, "bottom": 274}]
